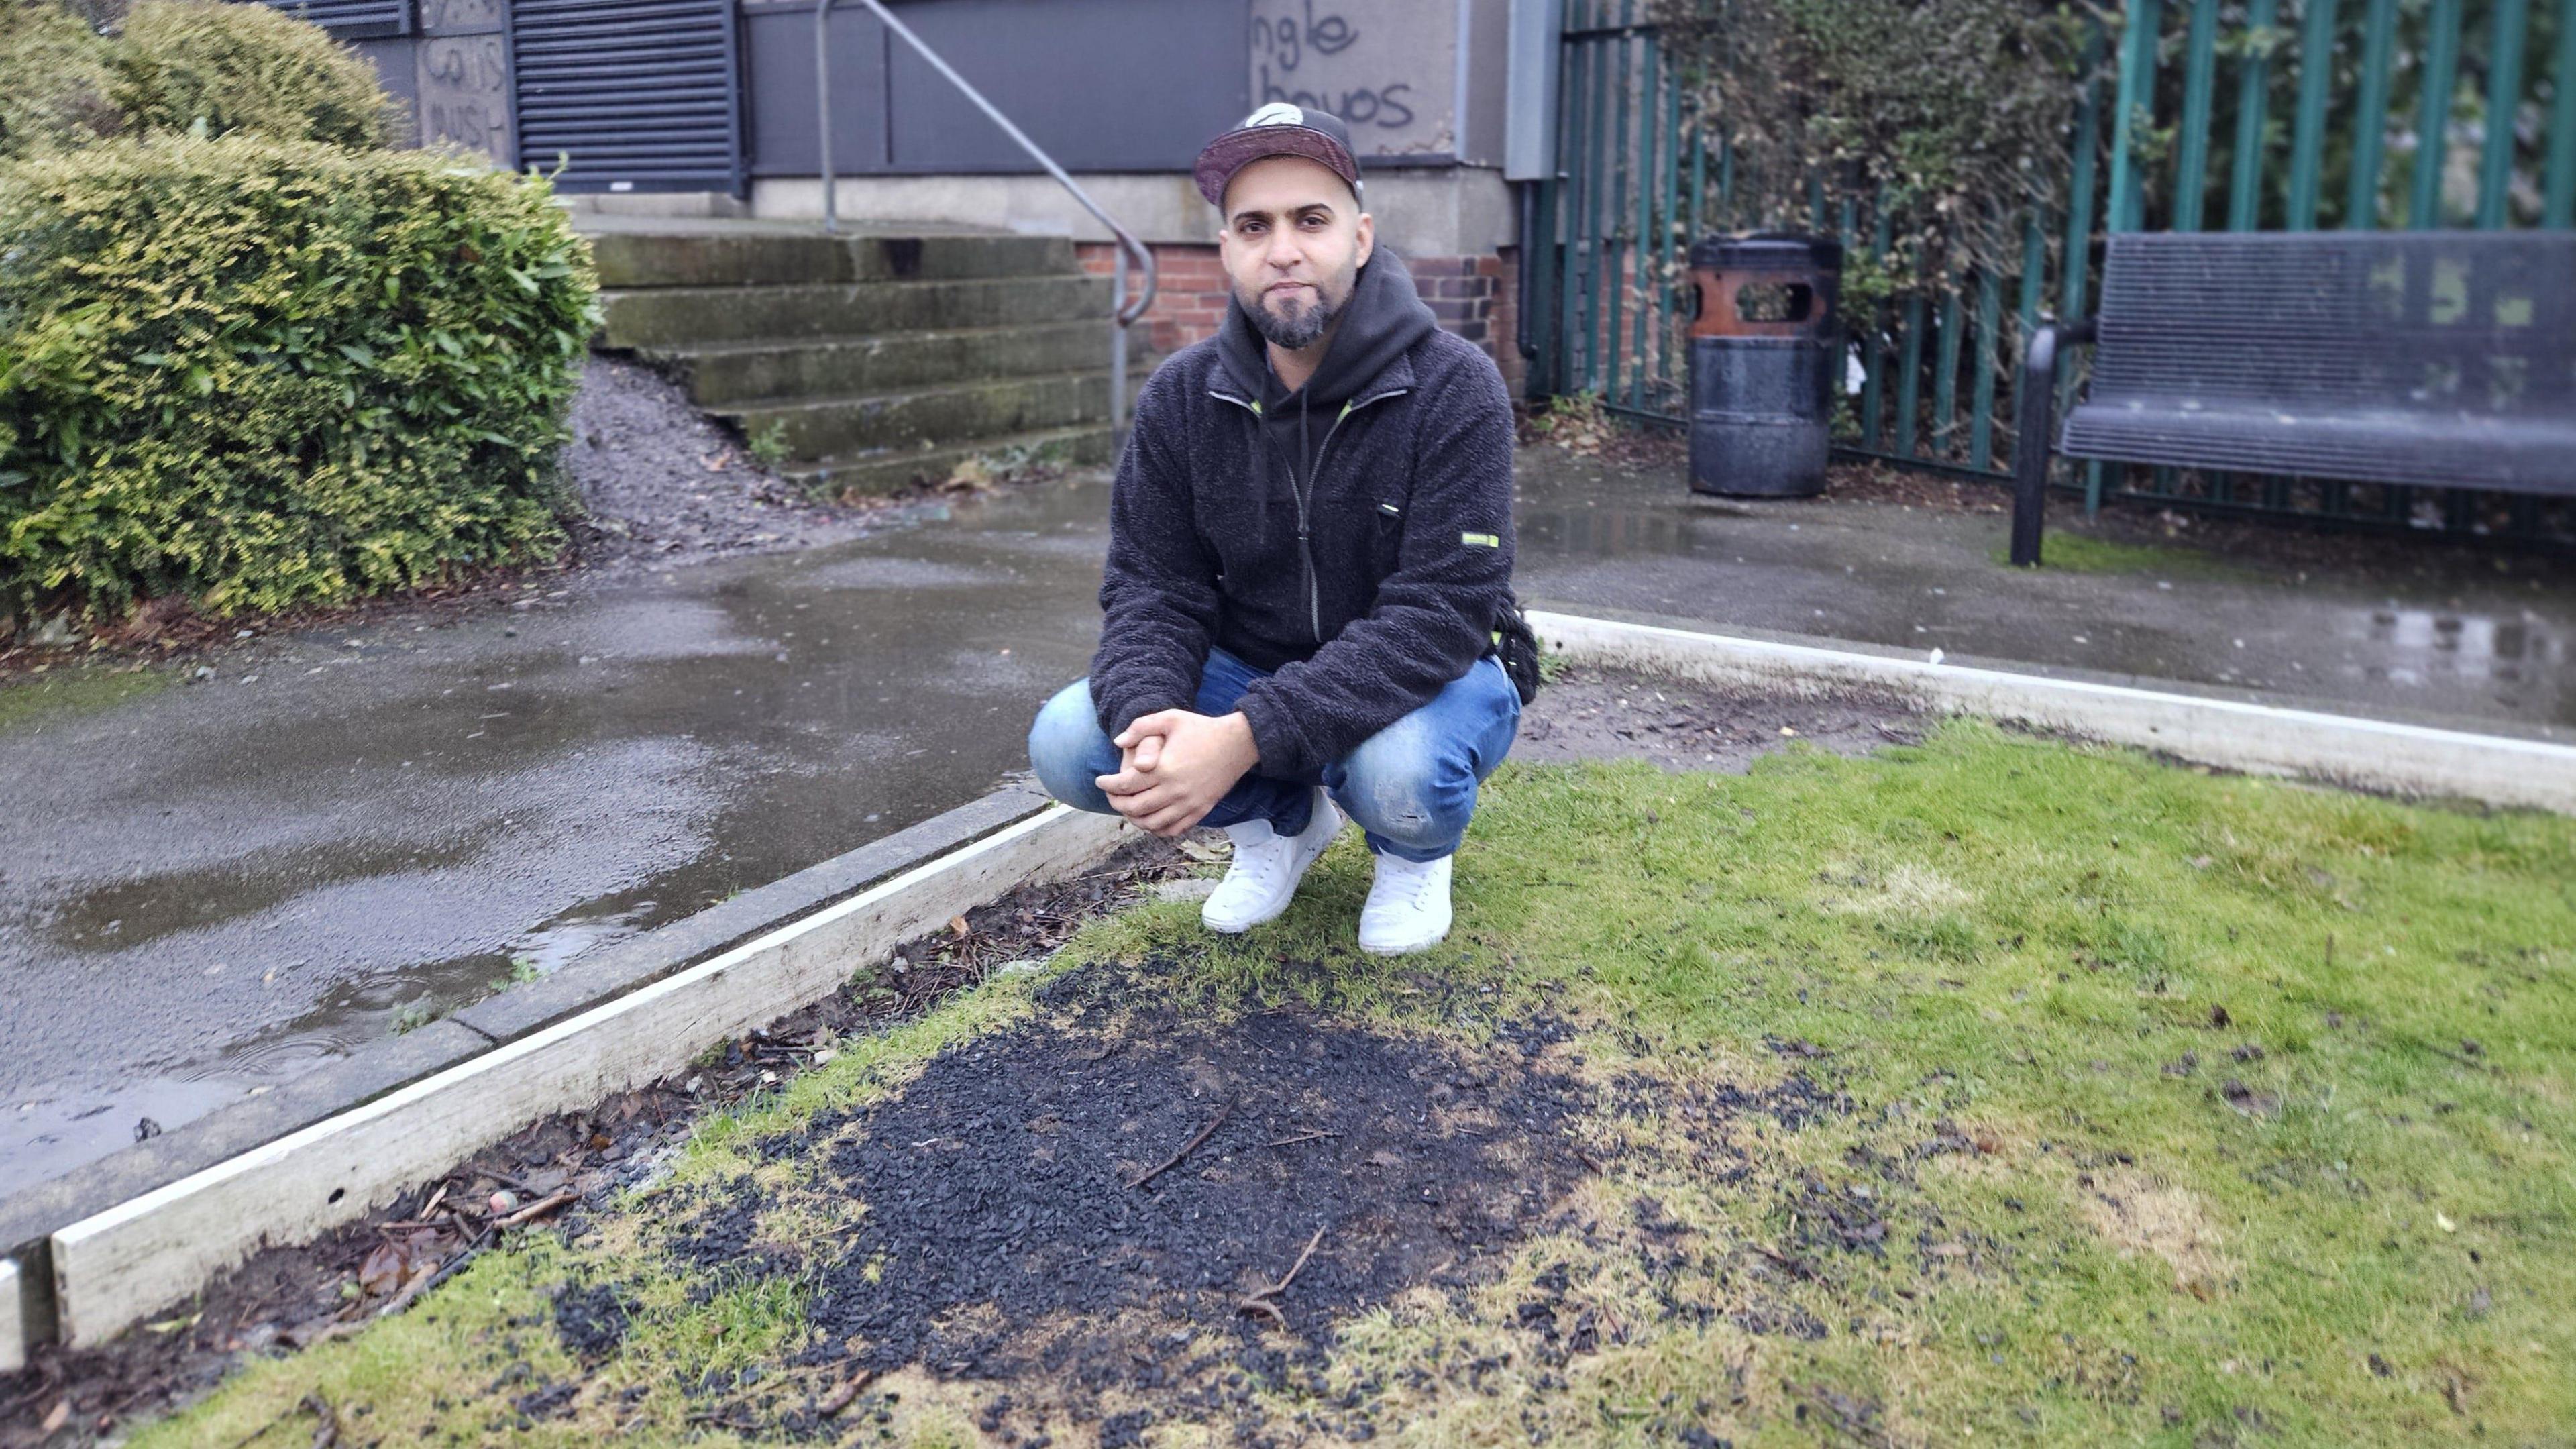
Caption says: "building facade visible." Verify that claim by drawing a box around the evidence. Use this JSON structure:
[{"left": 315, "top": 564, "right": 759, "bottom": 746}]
[{"left": 307, "top": 0, "right": 1554, "bottom": 388}]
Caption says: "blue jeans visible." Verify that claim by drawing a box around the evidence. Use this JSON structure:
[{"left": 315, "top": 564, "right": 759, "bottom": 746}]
[{"left": 1028, "top": 648, "right": 1521, "bottom": 863}]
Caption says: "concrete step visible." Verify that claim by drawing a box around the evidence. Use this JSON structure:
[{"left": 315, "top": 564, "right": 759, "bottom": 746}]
[
  {"left": 649, "top": 321, "right": 1114, "bottom": 406},
  {"left": 781, "top": 423, "right": 1121, "bottom": 498},
  {"left": 598, "top": 274, "right": 1111, "bottom": 349},
  {"left": 712, "top": 367, "right": 1144, "bottom": 461},
  {"left": 587, "top": 229, "right": 1078, "bottom": 289}
]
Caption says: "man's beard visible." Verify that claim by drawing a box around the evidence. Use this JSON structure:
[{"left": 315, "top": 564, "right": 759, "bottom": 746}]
[{"left": 1240, "top": 281, "right": 1342, "bottom": 350}]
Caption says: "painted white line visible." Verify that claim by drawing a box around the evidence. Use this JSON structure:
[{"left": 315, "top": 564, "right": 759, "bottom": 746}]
[
  {"left": 50, "top": 805, "right": 1128, "bottom": 1348},
  {"left": 1532, "top": 610, "right": 2576, "bottom": 814},
  {"left": 1, "top": 1256, "right": 25, "bottom": 1374}
]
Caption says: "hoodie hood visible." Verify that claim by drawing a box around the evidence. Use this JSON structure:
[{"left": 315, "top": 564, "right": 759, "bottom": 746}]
[{"left": 1216, "top": 246, "right": 1437, "bottom": 408}]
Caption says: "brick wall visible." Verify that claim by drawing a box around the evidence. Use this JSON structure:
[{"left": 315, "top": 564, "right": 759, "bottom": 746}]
[{"left": 1080, "top": 241, "right": 1525, "bottom": 392}]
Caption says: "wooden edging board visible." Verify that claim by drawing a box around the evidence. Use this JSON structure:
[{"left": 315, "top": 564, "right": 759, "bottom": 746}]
[
  {"left": 1531, "top": 609, "right": 2576, "bottom": 815},
  {"left": 48, "top": 804, "right": 1128, "bottom": 1349}
]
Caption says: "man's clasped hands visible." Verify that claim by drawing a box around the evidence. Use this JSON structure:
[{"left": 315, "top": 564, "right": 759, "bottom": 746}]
[{"left": 1095, "top": 708, "right": 1263, "bottom": 839}]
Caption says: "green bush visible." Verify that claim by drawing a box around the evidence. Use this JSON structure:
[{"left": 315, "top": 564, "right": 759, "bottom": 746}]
[
  {"left": 0, "top": 134, "right": 598, "bottom": 616},
  {"left": 111, "top": 0, "right": 395, "bottom": 150},
  {"left": 0, "top": 0, "right": 394, "bottom": 160},
  {"left": 0, "top": 1, "right": 124, "bottom": 160}
]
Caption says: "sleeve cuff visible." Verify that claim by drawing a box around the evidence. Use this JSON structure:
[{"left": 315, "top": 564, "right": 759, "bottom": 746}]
[{"left": 1236, "top": 686, "right": 1316, "bottom": 778}]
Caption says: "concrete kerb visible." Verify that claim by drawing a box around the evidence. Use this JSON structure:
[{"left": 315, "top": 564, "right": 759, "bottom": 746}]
[
  {"left": 1531, "top": 609, "right": 2576, "bottom": 814},
  {"left": 0, "top": 786, "right": 1057, "bottom": 1366},
  {"left": 17, "top": 788, "right": 1126, "bottom": 1356},
  {"left": 2, "top": 1256, "right": 24, "bottom": 1375}
]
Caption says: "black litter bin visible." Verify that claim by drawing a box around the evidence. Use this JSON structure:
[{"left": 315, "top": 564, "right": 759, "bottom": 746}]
[{"left": 1686, "top": 233, "right": 1843, "bottom": 497}]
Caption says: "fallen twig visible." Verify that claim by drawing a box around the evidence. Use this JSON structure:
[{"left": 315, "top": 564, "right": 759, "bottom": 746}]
[
  {"left": 223, "top": 1403, "right": 296, "bottom": 1449},
  {"left": 1128, "top": 1100, "right": 1232, "bottom": 1190},
  {"left": 1237, "top": 1225, "right": 1327, "bottom": 1329},
  {"left": 407, "top": 1224, "right": 497, "bottom": 1302},
  {"left": 468, "top": 1165, "right": 543, "bottom": 1195},
  {"left": 305, "top": 1392, "right": 341, "bottom": 1449},
  {"left": 1749, "top": 1244, "right": 1817, "bottom": 1280},
  {"left": 1238, "top": 1298, "right": 1289, "bottom": 1330},
  {"left": 1264, "top": 1130, "right": 1342, "bottom": 1148},
  {"left": 496, "top": 1190, "right": 579, "bottom": 1228},
  {"left": 816, "top": 1368, "right": 881, "bottom": 1419}
]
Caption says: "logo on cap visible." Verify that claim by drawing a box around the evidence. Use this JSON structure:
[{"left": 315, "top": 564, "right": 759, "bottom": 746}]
[{"left": 1244, "top": 103, "right": 1307, "bottom": 129}]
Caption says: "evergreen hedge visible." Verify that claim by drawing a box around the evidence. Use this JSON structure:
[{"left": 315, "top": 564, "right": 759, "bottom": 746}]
[
  {"left": 111, "top": 0, "right": 397, "bottom": 150},
  {"left": 0, "top": 135, "right": 598, "bottom": 615}
]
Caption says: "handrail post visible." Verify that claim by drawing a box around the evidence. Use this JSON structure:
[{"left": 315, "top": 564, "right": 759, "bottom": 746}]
[
  {"left": 810, "top": 0, "right": 1157, "bottom": 418},
  {"left": 814, "top": 0, "right": 837, "bottom": 235},
  {"left": 847, "top": 0, "right": 1158, "bottom": 333},
  {"left": 1111, "top": 248, "right": 1130, "bottom": 441}
]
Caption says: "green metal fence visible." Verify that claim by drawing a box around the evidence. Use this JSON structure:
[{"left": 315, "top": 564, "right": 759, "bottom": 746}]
[{"left": 1530, "top": 0, "right": 2576, "bottom": 545}]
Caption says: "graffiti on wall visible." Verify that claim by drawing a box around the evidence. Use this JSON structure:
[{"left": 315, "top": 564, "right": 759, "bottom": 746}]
[
  {"left": 416, "top": 0, "right": 511, "bottom": 166},
  {"left": 1249, "top": 0, "right": 1453, "bottom": 156}
]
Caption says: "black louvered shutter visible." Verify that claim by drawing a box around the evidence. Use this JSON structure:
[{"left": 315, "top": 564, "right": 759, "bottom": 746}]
[
  {"left": 509, "top": 0, "right": 746, "bottom": 195},
  {"left": 263, "top": 0, "right": 411, "bottom": 38}
]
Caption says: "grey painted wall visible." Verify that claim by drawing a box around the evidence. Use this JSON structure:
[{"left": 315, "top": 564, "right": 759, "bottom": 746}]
[
  {"left": 741, "top": 0, "right": 1246, "bottom": 176},
  {"left": 333, "top": 0, "right": 1525, "bottom": 189}
]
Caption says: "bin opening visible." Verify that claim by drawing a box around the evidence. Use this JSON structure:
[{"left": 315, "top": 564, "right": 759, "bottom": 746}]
[{"left": 1735, "top": 282, "right": 1815, "bottom": 324}]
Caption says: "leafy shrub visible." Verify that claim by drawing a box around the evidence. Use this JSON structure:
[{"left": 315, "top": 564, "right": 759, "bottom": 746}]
[
  {"left": 110, "top": 0, "right": 395, "bottom": 149},
  {"left": 0, "top": 0, "right": 124, "bottom": 159},
  {"left": 0, "top": 134, "right": 598, "bottom": 616},
  {"left": 1653, "top": 0, "right": 2092, "bottom": 281}
]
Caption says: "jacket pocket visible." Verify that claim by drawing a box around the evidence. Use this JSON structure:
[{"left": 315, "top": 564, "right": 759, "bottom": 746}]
[{"left": 1371, "top": 499, "right": 1404, "bottom": 574}]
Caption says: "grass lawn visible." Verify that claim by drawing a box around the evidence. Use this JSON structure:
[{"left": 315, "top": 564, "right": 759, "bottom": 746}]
[{"left": 140, "top": 719, "right": 2574, "bottom": 1447}]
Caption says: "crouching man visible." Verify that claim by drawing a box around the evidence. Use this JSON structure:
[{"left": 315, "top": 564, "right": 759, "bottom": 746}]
[{"left": 1026, "top": 105, "right": 1521, "bottom": 955}]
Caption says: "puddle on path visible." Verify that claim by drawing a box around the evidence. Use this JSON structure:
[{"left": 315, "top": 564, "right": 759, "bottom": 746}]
[
  {"left": 1511, "top": 453, "right": 2576, "bottom": 729},
  {"left": 0, "top": 479, "right": 1118, "bottom": 1198}
]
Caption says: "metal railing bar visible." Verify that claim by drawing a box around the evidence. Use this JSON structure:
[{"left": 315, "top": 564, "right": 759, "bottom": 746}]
[{"left": 812, "top": 0, "right": 1157, "bottom": 437}]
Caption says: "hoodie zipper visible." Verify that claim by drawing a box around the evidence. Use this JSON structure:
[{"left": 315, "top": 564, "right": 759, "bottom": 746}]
[{"left": 1212, "top": 385, "right": 1409, "bottom": 644}]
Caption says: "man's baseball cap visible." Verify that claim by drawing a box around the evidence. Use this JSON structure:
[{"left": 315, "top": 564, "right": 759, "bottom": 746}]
[{"left": 1193, "top": 103, "right": 1363, "bottom": 209}]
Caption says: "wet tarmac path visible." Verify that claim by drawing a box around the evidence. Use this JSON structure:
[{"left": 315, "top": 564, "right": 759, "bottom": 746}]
[{"left": 6, "top": 451, "right": 2571, "bottom": 1197}]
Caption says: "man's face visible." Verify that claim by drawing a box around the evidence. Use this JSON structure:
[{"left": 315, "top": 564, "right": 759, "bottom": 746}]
[{"left": 1218, "top": 155, "right": 1374, "bottom": 351}]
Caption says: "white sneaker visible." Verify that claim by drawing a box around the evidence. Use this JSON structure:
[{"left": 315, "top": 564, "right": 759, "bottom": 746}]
[
  {"left": 1200, "top": 787, "right": 1344, "bottom": 934},
  {"left": 1358, "top": 853, "right": 1454, "bottom": 956}
]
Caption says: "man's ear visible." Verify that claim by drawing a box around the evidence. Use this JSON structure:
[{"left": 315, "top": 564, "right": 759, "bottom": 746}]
[{"left": 1354, "top": 211, "right": 1375, "bottom": 269}]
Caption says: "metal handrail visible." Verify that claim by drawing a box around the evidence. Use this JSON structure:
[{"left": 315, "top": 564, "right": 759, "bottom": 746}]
[{"left": 814, "top": 0, "right": 1159, "bottom": 437}]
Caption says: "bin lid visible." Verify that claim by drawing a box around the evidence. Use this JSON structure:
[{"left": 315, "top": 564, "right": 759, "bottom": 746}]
[{"left": 1688, "top": 231, "right": 1843, "bottom": 273}]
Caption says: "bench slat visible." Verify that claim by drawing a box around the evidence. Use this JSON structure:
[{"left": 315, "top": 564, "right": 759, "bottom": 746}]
[{"left": 2059, "top": 232, "right": 2576, "bottom": 495}]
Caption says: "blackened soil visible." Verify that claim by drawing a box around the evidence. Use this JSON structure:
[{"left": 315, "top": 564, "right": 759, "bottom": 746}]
[
  {"left": 755, "top": 992, "right": 1599, "bottom": 1436},
  {"left": 1517, "top": 666, "right": 1924, "bottom": 772},
  {"left": 551, "top": 1283, "right": 637, "bottom": 1362},
  {"left": 1, "top": 841, "right": 1187, "bottom": 1448}
]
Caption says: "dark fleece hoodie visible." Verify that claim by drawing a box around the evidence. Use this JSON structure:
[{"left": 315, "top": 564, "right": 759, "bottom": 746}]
[{"left": 1087, "top": 248, "right": 1518, "bottom": 780}]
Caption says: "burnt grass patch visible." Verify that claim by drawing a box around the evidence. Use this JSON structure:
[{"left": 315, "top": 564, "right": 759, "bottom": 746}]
[
  {"left": 572, "top": 955, "right": 1890, "bottom": 1445},
  {"left": 694, "top": 987, "right": 1604, "bottom": 1439}
]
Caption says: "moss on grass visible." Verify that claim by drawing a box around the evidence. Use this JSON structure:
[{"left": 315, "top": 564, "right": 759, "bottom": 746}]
[
  {"left": 1991, "top": 529, "right": 2253, "bottom": 580},
  {"left": 138, "top": 721, "right": 2576, "bottom": 1446},
  {"left": 0, "top": 663, "right": 168, "bottom": 737}
]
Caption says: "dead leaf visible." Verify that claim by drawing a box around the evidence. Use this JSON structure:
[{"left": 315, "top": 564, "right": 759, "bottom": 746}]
[
  {"left": 41, "top": 1401, "right": 68, "bottom": 1434},
  {"left": 358, "top": 1240, "right": 407, "bottom": 1297},
  {"left": 948, "top": 915, "right": 971, "bottom": 938},
  {"left": 701, "top": 451, "right": 731, "bottom": 472}
]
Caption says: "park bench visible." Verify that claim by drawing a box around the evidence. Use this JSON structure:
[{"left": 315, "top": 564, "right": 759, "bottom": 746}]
[{"left": 2009, "top": 230, "right": 2576, "bottom": 566}]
